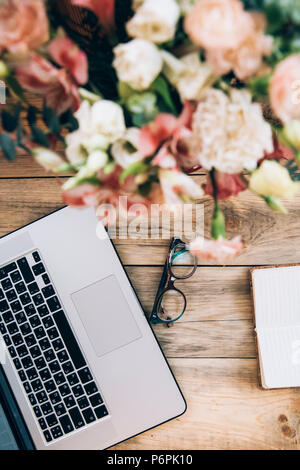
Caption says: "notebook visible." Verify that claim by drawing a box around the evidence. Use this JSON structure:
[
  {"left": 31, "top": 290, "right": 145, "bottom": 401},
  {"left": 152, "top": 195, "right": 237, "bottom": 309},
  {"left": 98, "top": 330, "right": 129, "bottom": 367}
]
[{"left": 250, "top": 265, "right": 300, "bottom": 389}]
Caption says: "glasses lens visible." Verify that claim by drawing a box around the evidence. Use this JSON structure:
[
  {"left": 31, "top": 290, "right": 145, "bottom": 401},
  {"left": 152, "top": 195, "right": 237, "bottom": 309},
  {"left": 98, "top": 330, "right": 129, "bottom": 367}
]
[
  {"left": 156, "top": 289, "right": 186, "bottom": 322},
  {"left": 170, "top": 246, "right": 196, "bottom": 279}
]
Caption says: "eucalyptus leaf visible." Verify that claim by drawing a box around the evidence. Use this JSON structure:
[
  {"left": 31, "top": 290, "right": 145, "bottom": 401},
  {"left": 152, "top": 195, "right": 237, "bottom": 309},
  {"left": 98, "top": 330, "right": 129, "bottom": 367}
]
[
  {"left": 31, "top": 125, "right": 50, "bottom": 148},
  {"left": 1, "top": 110, "right": 18, "bottom": 132},
  {"left": 0, "top": 133, "right": 16, "bottom": 161},
  {"left": 150, "top": 76, "right": 177, "bottom": 115}
]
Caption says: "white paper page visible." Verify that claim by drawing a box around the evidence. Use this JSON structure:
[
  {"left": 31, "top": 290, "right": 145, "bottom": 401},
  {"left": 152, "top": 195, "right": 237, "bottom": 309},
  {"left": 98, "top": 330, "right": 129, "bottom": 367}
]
[
  {"left": 258, "top": 326, "right": 300, "bottom": 388},
  {"left": 252, "top": 267, "right": 300, "bottom": 329}
]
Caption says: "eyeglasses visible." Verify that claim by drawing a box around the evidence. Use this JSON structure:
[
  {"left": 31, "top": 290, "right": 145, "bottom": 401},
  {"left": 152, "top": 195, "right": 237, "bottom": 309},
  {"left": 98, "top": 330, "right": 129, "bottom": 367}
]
[{"left": 149, "top": 237, "right": 197, "bottom": 325}]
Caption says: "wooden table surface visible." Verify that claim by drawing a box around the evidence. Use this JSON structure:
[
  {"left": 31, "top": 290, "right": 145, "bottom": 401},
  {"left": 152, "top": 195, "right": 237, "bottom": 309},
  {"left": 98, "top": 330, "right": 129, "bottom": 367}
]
[{"left": 1, "top": 150, "right": 300, "bottom": 450}]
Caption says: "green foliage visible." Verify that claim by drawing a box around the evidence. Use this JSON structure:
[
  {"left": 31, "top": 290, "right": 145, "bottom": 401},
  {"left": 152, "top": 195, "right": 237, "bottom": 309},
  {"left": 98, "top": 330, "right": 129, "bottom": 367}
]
[
  {"left": 0, "top": 133, "right": 16, "bottom": 161},
  {"left": 150, "top": 76, "right": 178, "bottom": 115},
  {"left": 1, "top": 104, "right": 21, "bottom": 133},
  {"left": 120, "top": 161, "right": 150, "bottom": 184},
  {"left": 248, "top": 74, "right": 271, "bottom": 101},
  {"left": 285, "top": 160, "right": 300, "bottom": 181}
]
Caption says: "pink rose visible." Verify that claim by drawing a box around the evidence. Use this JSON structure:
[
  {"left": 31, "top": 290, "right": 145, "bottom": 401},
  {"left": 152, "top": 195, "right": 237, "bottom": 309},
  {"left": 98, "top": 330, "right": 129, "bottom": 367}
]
[
  {"left": 189, "top": 236, "right": 244, "bottom": 264},
  {"left": 270, "top": 54, "right": 300, "bottom": 123},
  {"left": 0, "top": 0, "right": 49, "bottom": 55},
  {"left": 48, "top": 37, "right": 88, "bottom": 85},
  {"left": 71, "top": 0, "right": 115, "bottom": 32},
  {"left": 62, "top": 184, "right": 101, "bottom": 208},
  {"left": 16, "top": 54, "right": 80, "bottom": 115},
  {"left": 204, "top": 171, "right": 246, "bottom": 200},
  {"left": 184, "top": 0, "right": 253, "bottom": 51}
]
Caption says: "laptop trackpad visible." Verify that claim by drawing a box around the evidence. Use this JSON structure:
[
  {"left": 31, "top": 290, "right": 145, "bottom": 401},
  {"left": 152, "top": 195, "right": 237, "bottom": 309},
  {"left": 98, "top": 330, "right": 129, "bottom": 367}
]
[{"left": 71, "top": 275, "right": 142, "bottom": 358}]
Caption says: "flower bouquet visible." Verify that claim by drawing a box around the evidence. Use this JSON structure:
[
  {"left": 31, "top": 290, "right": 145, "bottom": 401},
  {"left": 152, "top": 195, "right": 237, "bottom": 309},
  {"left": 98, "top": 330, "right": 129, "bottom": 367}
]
[{"left": 1, "top": 0, "right": 300, "bottom": 263}]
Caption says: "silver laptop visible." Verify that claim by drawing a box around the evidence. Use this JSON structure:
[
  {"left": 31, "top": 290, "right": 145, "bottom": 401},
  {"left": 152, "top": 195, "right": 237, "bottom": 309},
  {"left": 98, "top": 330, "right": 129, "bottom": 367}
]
[{"left": 0, "top": 207, "right": 186, "bottom": 450}]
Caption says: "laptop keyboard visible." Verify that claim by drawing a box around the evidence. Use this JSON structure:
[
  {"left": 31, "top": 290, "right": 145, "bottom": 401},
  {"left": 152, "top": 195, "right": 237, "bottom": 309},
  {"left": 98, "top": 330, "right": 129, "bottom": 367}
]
[{"left": 0, "top": 251, "right": 109, "bottom": 444}]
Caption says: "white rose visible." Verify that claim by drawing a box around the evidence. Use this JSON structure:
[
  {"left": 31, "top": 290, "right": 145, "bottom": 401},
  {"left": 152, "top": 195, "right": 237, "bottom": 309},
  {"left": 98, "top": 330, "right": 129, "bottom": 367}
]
[
  {"left": 87, "top": 150, "right": 108, "bottom": 172},
  {"left": 162, "top": 51, "right": 215, "bottom": 101},
  {"left": 65, "top": 130, "right": 87, "bottom": 166},
  {"left": 90, "top": 100, "right": 126, "bottom": 142},
  {"left": 111, "top": 128, "right": 144, "bottom": 168},
  {"left": 126, "top": 0, "right": 180, "bottom": 43},
  {"left": 82, "top": 134, "right": 110, "bottom": 153},
  {"left": 113, "top": 39, "right": 162, "bottom": 91},
  {"left": 74, "top": 100, "right": 92, "bottom": 134}
]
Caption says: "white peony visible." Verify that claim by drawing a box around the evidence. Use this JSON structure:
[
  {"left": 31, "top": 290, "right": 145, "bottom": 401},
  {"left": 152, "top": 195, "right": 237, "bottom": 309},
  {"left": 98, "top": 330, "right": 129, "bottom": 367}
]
[
  {"left": 189, "top": 88, "right": 273, "bottom": 174},
  {"left": 90, "top": 100, "right": 126, "bottom": 142},
  {"left": 111, "top": 128, "right": 144, "bottom": 169},
  {"left": 113, "top": 39, "right": 162, "bottom": 91},
  {"left": 126, "top": 0, "right": 180, "bottom": 43},
  {"left": 161, "top": 51, "right": 215, "bottom": 102}
]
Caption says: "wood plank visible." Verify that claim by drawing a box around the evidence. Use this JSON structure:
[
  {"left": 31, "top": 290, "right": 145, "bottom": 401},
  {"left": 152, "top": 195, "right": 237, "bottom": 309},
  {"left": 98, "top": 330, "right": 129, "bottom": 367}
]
[
  {"left": 1, "top": 177, "right": 300, "bottom": 265},
  {"left": 112, "top": 358, "right": 300, "bottom": 450}
]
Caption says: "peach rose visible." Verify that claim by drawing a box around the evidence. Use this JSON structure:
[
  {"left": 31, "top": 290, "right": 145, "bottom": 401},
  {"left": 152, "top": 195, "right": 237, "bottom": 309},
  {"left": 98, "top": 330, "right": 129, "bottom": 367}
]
[
  {"left": 189, "top": 236, "right": 244, "bottom": 264},
  {"left": 270, "top": 54, "right": 300, "bottom": 123},
  {"left": 184, "top": 0, "right": 253, "bottom": 51},
  {"left": 0, "top": 0, "right": 49, "bottom": 55},
  {"left": 206, "top": 13, "right": 273, "bottom": 80}
]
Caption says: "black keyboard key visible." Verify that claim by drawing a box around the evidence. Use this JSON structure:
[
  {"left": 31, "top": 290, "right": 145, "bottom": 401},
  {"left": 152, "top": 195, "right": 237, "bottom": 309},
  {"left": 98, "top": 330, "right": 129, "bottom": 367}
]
[
  {"left": 0, "top": 263, "right": 16, "bottom": 280},
  {"left": 35, "top": 357, "right": 46, "bottom": 370},
  {"left": 37, "top": 391, "right": 48, "bottom": 404},
  {"left": 16, "top": 344, "right": 28, "bottom": 358},
  {"left": 33, "top": 405, "right": 42, "bottom": 418},
  {"left": 1, "top": 278, "right": 12, "bottom": 291},
  {"left": 53, "top": 372, "right": 65, "bottom": 386},
  {"left": 72, "top": 384, "right": 84, "bottom": 398},
  {"left": 12, "top": 333, "right": 23, "bottom": 346},
  {"left": 40, "top": 338, "right": 51, "bottom": 352},
  {"left": 6, "top": 289, "right": 17, "bottom": 302},
  {"left": 40, "top": 368, "right": 51, "bottom": 382},
  {"left": 89, "top": 393, "right": 103, "bottom": 408},
  {"left": 29, "top": 345, "right": 41, "bottom": 359},
  {"left": 46, "top": 414, "right": 58, "bottom": 428},
  {"left": 0, "top": 300, "right": 9, "bottom": 313},
  {"left": 59, "top": 383, "right": 71, "bottom": 398},
  {"left": 15, "top": 311, "right": 26, "bottom": 325},
  {"left": 67, "top": 373, "right": 79, "bottom": 387},
  {"left": 15, "top": 282, "right": 26, "bottom": 295},
  {"left": 42, "top": 285, "right": 55, "bottom": 299},
  {"left": 43, "top": 430, "right": 52, "bottom": 443},
  {"left": 11, "top": 271, "right": 21, "bottom": 283},
  {"left": 0, "top": 322, "right": 6, "bottom": 334},
  {"left": 0, "top": 289, "right": 4, "bottom": 300},
  {"left": 69, "top": 407, "right": 85, "bottom": 429},
  {"left": 42, "top": 316, "right": 54, "bottom": 329},
  {"left": 7, "top": 322, "right": 18, "bottom": 335},
  {"left": 25, "top": 334, "right": 36, "bottom": 347},
  {"left": 57, "top": 350, "right": 69, "bottom": 364},
  {"left": 54, "top": 403, "right": 66, "bottom": 417},
  {"left": 3, "top": 310, "right": 13, "bottom": 323},
  {"left": 64, "top": 395, "right": 76, "bottom": 409},
  {"left": 47, "top": 297, "right": 61, "bottom": 313},
  {"left": 84, "top": 382, "right": 98, "bottom": 396},
  {"left": 34, "top": 326, "right": 46, "bottom": 340},
  {"left": 23, "top": 382, "right": 31, "bottom": 394},
  {"left": 8, "top": 346, "right": 16, "bottom": 358},
  {"left": 49, "top": 360, "right": 60, "bottom": 374},
  {"left": 20, "top": 293, "right": 31, "bottom": 306},
  {"left": 29, "top": 315, "right": 41, "bottom": 328},
  {"left": 24, "top": 304, "right": 36, "bottom": 317},
  {"left": 94, "top": 405, "right": 108, "bottom": 420},
  {"left": 38, "top": 417, "right": 47, "bottom": 431},
  {"left": 26, "top": 367, "right": 38, "bottom": 381},
  {"left": 42, "top": 274, "right": 50, "bottom": 285},
  {"left": 21, "top": 356, "right": 33, "bottom": 370},
  {"left": 50, "top": 425, "right": 63, "bottom": 439},
  {"left": 53, "top": 311, "right": 86, "bottom": 370},
  {"left": 77, "top": 396, "right": 89, "bottom": 410},
  {"left": 28, "top": 282, "right": 40, "bottom": 295},
  {"left": 82, "top": 408, "right": 96, "bottom": 424},
  {"left": 44, "top": 380, "right": 56, "bottom": 393},
  {"left": 11, "top": 301, "right": 22, "bottom": 314},
  {"left": 33, "top": 252, "right": 41, "bottom": 263},
  {"left": 32, "top": 263, "right": 45, "bottom": 276},
  {"left": 20, "top": 322, "right": 32, "bottom": 336},
  {"left": 31, "top": 379, "right": 43, "bottom": 392},
  {"left": 33, "top": 294, "right": 44, "bottom": 306},
  {"left": 17, "top": 258, "right": 34, "bottom": 284},
  {"left": 62, "top": 361, "right": 74, "bottom": 375},
  {"left": 3, "top": 334, "right": 11, "bottom": 346},
  {"left": 49, "top": 391, "right": 61, "bottom": 405},
  {"left": 47, "top": 327, "right": 59, "bottom": 341},
  {"left": 28, "top": 393, "right": 37, "bottom": 406},
  {"left": 59, "top": 415, "right": 74, "bottom": 434},
  {"left": 52, "top": 338, "right": 64, "bottom": 352},
  {"left": 44, "top": 348, "right": 55, "bottom": 362},
  {"left": 37, "top": 304, "right": 49, "bottom": 317},
  {"left": 18, "top": 370, "right": 27, "bottom": 382}
]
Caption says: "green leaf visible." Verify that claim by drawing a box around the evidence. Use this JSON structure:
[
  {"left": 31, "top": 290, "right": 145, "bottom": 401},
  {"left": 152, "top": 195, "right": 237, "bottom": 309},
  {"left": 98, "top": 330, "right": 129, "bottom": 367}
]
[
  {"left": 27, "top": 106, "right": 37, "bottom": 127},
  {"left": 6, "top": 76, "right": 26, "bottom": 102},
  {"left": 150, "top": 76, "right": 177, "bottom": 115},
  {"left": 31, "top": 125, "right": 50, "bottom": 148},
  {"left": 1, "top": 110, "right": 18, "bottom": 132},
  {"left": 43, "top": 104, "right": 60, "bottom": 136},
  {"left": 0, "top": 133, "right": 16, "bottom": 161},
  {"left": 120, "top": 161, "right": 149, "bottom": 184}
]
